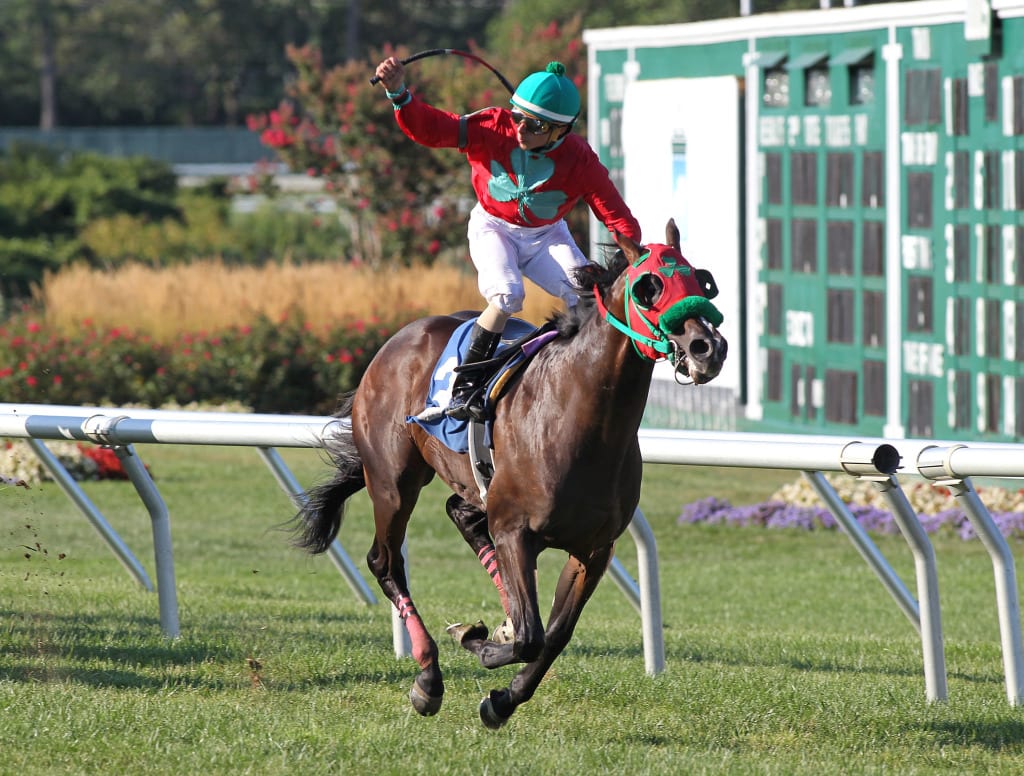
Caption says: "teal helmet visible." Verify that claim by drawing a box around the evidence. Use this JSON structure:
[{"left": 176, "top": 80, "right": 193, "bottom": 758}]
[{"left": 510, "top": 62, "right": 580, "bottom": 125}]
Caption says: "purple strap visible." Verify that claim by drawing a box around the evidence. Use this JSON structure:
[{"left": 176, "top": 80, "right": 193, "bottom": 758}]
[{"left": 521, "top": 329, "right": 559, "bottom": 358}]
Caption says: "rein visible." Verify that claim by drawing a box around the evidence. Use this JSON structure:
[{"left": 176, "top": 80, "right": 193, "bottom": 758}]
[
  {"left": 593, "top": 286, "right": 673, "bottom": 361},
  {"left": 592, "top": 242, "right": 724, "bottom": 365}
]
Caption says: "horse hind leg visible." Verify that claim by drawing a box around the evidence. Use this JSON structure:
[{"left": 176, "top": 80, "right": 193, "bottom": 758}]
[
  {"left": 478, "top": 547, "right": 614, "bottom": 730},
  {"left": 444, "top": 495, "right": 511, "bottom": 628},
  {"left": 449, "top": 531, "right": 545, "bottom": 672},
  {"left": 367, "top": 495, "right": 444, "bottom": 716}
]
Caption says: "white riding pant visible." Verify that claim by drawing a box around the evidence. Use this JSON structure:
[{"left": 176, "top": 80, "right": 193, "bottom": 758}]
[{"left": 467, "top": 203, "right": 588, "bottom": 315}]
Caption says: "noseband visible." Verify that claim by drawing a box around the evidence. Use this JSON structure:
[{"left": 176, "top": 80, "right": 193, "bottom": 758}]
[{"left": 594, "top": 244, "right": 724, "bottom": 364}]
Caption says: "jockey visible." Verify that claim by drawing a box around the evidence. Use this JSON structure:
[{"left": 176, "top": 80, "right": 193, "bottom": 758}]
[{"left": 374, "top": 56, "right": 641, "bottom": 421}]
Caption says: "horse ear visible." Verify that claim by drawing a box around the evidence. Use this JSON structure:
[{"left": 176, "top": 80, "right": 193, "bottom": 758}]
[
  {"left": 614, "top": 229, "right": 643, "bottom": 263},
  {"left": 666, "top": 218, "right": 680, "bottom": 252}
]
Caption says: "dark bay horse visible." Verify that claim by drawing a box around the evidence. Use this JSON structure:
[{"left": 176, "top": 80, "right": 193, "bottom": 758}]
[{"left": 295, "top": 219, "right": 727, "bottom": 728}]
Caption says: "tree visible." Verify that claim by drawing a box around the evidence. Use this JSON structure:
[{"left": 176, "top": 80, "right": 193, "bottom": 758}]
[{"left": 0, "top": 0, "right": 511, "bottom": 128}]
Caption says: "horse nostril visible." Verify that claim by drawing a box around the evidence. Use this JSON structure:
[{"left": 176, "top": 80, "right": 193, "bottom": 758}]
[{"left": 689, "top": 339, "right": 710, "bottom": 357}]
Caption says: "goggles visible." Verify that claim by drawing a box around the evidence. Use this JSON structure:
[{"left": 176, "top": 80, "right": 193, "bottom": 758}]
[{"left": 510, "top": 110, "right": 561, "bottom": 135}]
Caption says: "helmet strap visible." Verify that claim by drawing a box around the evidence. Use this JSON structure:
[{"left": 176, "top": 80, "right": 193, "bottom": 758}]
[{"left": 537, "top": 121, "right": 574, "bottom": 152}]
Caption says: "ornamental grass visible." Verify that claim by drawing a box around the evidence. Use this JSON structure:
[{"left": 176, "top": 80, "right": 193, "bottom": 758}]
[{"left": 33, "top": 259, "right": 561, "bottom": 342}]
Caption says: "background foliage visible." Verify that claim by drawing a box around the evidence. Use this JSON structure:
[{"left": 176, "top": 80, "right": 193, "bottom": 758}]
[
  {"left": 0, "top": 0, "right": 825, "bottom": 129},
  {"left": 0, "top": 310, "right": 403, "bottom": 414}
]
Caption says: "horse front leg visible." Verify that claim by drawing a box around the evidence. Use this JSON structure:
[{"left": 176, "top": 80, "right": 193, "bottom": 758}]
[
  {"left": 478, "top": 545, "right": 614, "bottom": 729},
  {"left": 449, "top": 530, "right": 544, "bottom": 669},
  {"left": 367, "top": 505, "right": 444, "bottom": 717}
]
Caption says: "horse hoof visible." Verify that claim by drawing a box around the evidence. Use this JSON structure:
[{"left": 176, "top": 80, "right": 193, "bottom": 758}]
[
  {"left": 409, "top": 679, "right": 442, "bottom": 716},
  {"left": 491, "top": 617, "right": 514, "bottom": 644},
  {"left": 479, "top": 690, "right": 512, "bottom": 730},
  {"left": 446, "top": 620, "right": 488, "bottom": 645}
]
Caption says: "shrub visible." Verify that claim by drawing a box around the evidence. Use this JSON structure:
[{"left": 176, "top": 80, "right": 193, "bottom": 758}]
[
  {"left": 78, "top": 190, "right": 353, "bottom": 267},
  {"left": 0, "top": 439, "right": 150, "bottom": 486},
  {"left": 0, "top": 310, "right": 407, "bottom": 414},
  {"left": 0, "top": 144, "right": 181, "bottom": 293}
]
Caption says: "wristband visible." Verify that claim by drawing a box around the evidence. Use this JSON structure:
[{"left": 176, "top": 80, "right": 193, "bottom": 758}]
[
  {"left": 384, "top": 84, "right": 407, "bottom": 100},
  {"left": 389, "top": 89, "right": 411, "bottom": 108}
]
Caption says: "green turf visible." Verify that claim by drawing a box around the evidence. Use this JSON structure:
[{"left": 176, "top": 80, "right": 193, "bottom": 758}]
[{"left": 3, "top": 447, "right": 1024, "bottom": 774}]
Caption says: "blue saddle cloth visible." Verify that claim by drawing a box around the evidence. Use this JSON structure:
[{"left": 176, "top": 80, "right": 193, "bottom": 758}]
[{"left": 406, "top": 317, "right": 554, "bottom": 453}]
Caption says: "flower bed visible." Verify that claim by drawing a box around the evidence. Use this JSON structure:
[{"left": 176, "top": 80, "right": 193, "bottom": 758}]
[
  {"left": 1, "top": 439, "right": 103, "bottom": 486},
  {"left": 679, "top": 473, "right": 1024, "bottom": 541},
  {"left": 0, "top": 312, "right": 405, "bottom": 414}
]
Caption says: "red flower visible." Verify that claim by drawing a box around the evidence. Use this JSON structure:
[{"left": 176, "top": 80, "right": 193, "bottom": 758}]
[{"left": 77, "top": 445, "right": 138, "bottom": 480}]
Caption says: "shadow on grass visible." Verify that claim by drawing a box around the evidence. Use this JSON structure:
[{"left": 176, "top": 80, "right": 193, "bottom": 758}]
[
  {"left": 667, "top": 638, "right": 1013, "bottom": 697},
  {"left": 0, "top": 605, "right": 508, "bottom": 692},
  {"left": 926, "top": 719, "right": 1024, "bottom": 751},
  {"left": 668, "top": 640, "right": 926, "bottom": 682}
]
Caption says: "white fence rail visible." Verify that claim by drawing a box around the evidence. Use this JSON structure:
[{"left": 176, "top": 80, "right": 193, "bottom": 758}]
[
  {"left": 3, "top": 404, "right": 1024, "bottom": 704},
  {"left": 0, "top": 403, "right": 664, "bottom": 674}
]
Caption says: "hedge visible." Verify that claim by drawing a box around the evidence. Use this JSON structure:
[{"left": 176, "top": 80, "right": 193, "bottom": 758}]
[{"left": 0, "top": 311, "right": 408, "bottom": 414}]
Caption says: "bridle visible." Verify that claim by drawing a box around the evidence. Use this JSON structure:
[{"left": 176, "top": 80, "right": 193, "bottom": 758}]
[{"left": 593, "top": 243, "right": 723, "bottom": 374}]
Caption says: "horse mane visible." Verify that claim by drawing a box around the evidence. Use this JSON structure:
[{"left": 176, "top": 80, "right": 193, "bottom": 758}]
[{"left": 548, "top": 245, "right": 628, "bottom": 337}]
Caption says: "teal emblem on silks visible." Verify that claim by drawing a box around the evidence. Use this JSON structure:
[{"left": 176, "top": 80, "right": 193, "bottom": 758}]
[{"left": 487, "top": 149, "right": 567, "bottom": 223}]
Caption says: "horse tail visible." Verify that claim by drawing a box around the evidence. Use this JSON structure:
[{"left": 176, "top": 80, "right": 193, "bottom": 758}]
[{"left": 293, "top": 394, "right": 366, "bottom": 554}]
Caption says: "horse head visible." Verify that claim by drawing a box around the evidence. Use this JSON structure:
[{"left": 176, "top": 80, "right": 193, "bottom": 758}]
[{"left": 606, "top": 219, "right": 728, "bottom": 385}]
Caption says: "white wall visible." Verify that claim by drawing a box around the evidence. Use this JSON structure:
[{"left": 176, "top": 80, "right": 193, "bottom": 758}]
[{"left": 621, "top": 76, "right": 743, "bottom": 390}]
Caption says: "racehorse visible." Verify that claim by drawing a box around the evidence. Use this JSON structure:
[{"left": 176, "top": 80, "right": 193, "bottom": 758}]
[{"left": 294, "top": 219, "right": 727, "bottom": 728}]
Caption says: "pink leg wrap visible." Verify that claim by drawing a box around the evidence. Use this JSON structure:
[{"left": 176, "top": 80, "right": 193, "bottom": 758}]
[
  {"left": 477, "top": 545, "right": 510, "bottom": 613},
  {"left": 397, "top": 595, "right": 433, "bottom": 667}
]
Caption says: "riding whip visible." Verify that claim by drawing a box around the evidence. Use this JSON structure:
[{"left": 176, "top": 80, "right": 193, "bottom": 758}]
[{"left": 369, "top": 48, "right": 516, "bottom": 95}]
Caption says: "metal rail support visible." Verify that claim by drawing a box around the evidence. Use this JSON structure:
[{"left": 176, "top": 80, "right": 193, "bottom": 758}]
[
  {"left": 803, "top": 470, "right": 921, "bottom": 626},
  {"left": 918, "top": 444, "right": 1024, "bottom": 706},
  {"left": 23, "top": 438, "right": 153, "bottom": 591},
  {"left": 113, "top": 444, "right": 180, "bottom": 638},
  {"left": 623, "top": 508, "right": 665, "bottom": 676}
]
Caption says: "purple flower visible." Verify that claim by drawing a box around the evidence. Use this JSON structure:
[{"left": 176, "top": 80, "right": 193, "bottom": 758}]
[
  {"left": 676, "top": 496, "right": 1024, "bottom": 543},
  {"left": 851, "top": 505, "right": 898, "bottom": 535},
  {"left": 677, "top": 496, "right": 732, "bottom": 525},
  {"left": 767, "top": 504, "right": 832, "bottom": 531}
]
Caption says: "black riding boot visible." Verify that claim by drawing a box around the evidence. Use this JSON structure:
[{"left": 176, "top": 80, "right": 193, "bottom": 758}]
[{"left": 446, "top": 323, "right": 502, "bottom": 421}]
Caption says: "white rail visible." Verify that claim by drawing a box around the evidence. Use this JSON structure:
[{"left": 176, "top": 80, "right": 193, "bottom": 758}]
[
  {"left": 4, "top": 404, "right": 1022, "bottom": 703},
  {"left": 0, "top": 403, "right": 664, "bottom": 674}
]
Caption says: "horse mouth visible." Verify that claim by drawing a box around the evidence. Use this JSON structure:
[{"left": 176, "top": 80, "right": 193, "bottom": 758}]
[
  {"left": 675, "top": 328, "right": 727, "bottom": 385},
  {"left": 689, "top": 365, "right": 722, "bottom": 385}
]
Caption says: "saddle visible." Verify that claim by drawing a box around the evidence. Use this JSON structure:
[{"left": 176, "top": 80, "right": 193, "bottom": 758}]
[
  {"left": 407, "top": 318, "right": 560, "bottom": 503},
  {"left": 457, "top": 320, "right": 558, "bottom": 409}
]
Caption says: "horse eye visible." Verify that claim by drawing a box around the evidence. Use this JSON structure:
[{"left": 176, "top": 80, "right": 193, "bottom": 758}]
[{"left": 631, "top": 273, "right": 663, "bottom": 309}]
